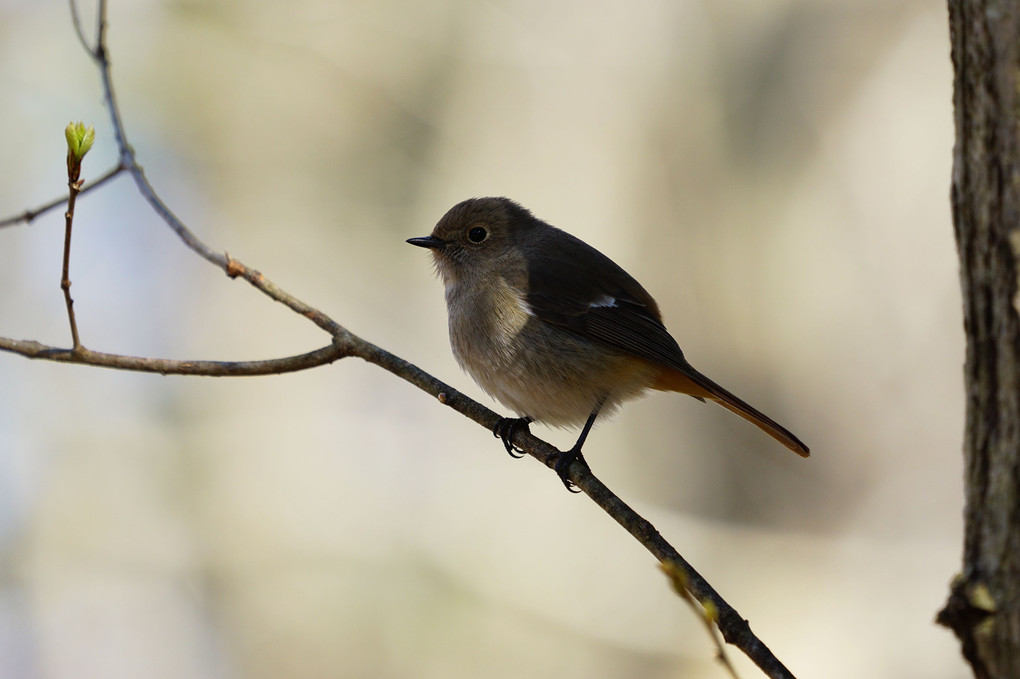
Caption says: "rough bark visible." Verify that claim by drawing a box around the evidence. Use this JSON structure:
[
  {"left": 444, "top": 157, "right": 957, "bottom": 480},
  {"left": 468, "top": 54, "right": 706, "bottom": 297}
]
[{"left": 939, "top": 2, "right": 1020, "bottom": 677}]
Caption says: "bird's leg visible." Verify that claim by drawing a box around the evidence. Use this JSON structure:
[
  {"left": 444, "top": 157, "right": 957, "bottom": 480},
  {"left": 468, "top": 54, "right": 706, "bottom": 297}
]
[
  {"left": 553, "top": 399, "right": 604, "bottom": 492},
  {"left": 494, "top": 416, "right": 533, "bottom": 458}
]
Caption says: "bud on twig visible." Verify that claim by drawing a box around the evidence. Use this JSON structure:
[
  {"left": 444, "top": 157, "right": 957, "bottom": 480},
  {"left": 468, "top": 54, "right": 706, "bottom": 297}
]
[
  {"left": 65, "top": 121, "right": 95, "bottom": 184},
  {"left": 65, "top": 121, "right": 95, "bottom": 161}
]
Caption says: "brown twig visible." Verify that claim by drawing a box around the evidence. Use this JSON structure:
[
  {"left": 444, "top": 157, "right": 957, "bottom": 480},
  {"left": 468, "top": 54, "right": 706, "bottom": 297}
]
[
  {"left": 0, "top": 337, "right": 346, "bottom": 375},
  {"left": 68, "top": 0, "right": 94, "bottom": 57},
  {"left": 0, "top": 163, "right": 124, "bottom": 229},
  {"left": 61, "top": 123, "right": 92, "bottom": 350},
  {"left": 662, "top": 563, "right": 741, "bottom": 679},
  {"left": 354, "top": 339, "right": 797, "bottom": 679},
  {"left": 0, "top": 3, "right": 804, "bottom": 677},
  {"left": 60, "top": 203, "right": 80, "bottom": 349}
]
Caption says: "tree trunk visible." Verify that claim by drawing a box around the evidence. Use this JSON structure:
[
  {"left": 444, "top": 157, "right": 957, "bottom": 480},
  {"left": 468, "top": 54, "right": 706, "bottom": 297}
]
[{"left": 938, "top": 2, "right": 1020, "bottom": 677}]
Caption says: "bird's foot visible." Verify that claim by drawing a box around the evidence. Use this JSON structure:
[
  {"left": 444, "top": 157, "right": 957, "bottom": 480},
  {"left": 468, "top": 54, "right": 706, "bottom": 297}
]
[
  {"left": 493, "top": 417, "right": 532, "bottom": 458},
  {"left": 551, "top": 447, "right": 587, "bottom": 493}
]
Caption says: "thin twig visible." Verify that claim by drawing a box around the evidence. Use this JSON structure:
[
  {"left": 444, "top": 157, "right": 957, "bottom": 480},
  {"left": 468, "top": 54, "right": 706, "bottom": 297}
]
[
  {"left": 0, "top": 163, "right": 125, "bottom": 229},
  {"left": 95, "top": 0, "right": 106, "bottom": 53},
  {"left": 93, "top": 2, "right": 130, "bottom": 165},
  {"left": 662, "top": 561, "right": 741, "bottom": 679},
  {"left": 0, "top": 337, "right": 345, "bottom": 375},
  {"left": 83, "top": 4, "right": 347, "bottom": 337},
  {"left": 62, "top": 146, "right": 85, "bottom": 350},
  {"left": 68, "top": 0, "right": 94, "bottom": 57}
]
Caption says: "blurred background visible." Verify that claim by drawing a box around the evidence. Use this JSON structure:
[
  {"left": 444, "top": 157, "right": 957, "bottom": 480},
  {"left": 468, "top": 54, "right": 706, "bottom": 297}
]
[{"left": 0, "top": 0, "right": 962, "bottom": 677}]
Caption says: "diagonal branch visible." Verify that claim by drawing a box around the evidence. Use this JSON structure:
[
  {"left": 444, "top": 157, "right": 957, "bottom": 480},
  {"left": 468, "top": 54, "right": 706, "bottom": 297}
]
[
  {"left": 0, "top": 3, "right": 804, "bottom": 678},
  {"left": 356, "top": 340, "right": 797, "bottom": 679}
]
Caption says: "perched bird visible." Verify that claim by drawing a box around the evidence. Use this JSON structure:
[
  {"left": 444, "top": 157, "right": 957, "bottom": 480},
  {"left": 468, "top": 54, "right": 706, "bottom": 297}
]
[{"left": 408, "top": 197, "right": 808, "bottom": 490}]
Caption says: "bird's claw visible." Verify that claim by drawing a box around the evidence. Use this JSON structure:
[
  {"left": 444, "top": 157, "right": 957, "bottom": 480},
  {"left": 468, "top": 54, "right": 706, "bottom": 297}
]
[
  {"left": 551, "top": 448, "right": 586, "bottom": 493},
  {"left": 494, "top": 417, "right": 531, "bottom": 458},
  {"left": 494, "top": 417, "right": 587, "bottom": 493}
]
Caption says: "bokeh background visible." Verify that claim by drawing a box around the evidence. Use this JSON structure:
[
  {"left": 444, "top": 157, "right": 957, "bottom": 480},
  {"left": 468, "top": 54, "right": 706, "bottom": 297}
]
[{"left": 0, "top": 1, "right": 963, "bottom": 678}]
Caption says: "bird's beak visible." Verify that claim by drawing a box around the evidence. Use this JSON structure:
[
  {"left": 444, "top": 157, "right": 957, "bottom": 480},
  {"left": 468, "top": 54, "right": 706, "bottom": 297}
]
[
  {"left": 406, "top": 235, "right": 446, "bottom": 250},
  {"left": 403, "top": 235, "right": 444, "bottom": 250}
]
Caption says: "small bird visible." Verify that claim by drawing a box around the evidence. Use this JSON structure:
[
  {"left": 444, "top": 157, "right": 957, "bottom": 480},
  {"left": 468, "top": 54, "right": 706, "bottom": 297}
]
[{"left": 408, "top": 197, "right": 809, "bottom": 490}]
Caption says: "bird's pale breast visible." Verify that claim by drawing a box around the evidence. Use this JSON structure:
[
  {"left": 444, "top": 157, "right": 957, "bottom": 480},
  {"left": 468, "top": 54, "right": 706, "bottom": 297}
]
[{"left": 445, "top": 275, "right": 656, "bottom": 426}]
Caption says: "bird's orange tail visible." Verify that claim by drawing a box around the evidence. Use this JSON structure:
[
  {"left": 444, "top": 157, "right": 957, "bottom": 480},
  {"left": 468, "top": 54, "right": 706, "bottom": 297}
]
[{"left": 652, "top": 367, "right": 810, "bottom": 457}]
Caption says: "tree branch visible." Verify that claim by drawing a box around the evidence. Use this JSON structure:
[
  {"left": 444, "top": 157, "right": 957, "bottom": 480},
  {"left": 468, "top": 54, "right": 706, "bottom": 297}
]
[
  {"left": 0, "top": 3, "right": 803, "bottom": 677},
  {"left": 61, "top": 122, "right": 94, "bottom": 350},
  {"left": 0, "top": 162, "right": 124, "bottom": 229},
  {"left": 0, "top": 337, "right": 346, "bottom": 376},
  {"left": 358, "top": 336, "right": 797, "bottom": 679}
]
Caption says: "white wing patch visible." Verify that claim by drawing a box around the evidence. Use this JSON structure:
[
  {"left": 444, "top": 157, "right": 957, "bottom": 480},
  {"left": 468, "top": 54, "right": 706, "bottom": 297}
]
[{"left": 589, "top": 295, "right": 618, "bottom": 309}]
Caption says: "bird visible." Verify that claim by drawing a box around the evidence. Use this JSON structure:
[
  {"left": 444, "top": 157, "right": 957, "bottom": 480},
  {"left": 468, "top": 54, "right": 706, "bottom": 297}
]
[{"left": 408, "top": 197, "right": 808, "bottom": 490}]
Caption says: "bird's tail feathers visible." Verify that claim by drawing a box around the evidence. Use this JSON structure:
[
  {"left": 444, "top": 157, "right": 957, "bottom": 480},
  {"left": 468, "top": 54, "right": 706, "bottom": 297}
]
[{"left": 652, "top": 366, "right": 810, "bottom": 457}]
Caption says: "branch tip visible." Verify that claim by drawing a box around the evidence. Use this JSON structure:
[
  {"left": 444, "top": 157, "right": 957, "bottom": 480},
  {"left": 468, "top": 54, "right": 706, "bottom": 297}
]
[{"left": 65, "top": 121, "right": 95, "bottom": 169}]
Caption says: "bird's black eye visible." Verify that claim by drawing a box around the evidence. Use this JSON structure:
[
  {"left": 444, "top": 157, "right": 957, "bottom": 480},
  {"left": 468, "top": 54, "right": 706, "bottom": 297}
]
[{"left": 467, "top": 226, "right": 488, "bottom": 243}]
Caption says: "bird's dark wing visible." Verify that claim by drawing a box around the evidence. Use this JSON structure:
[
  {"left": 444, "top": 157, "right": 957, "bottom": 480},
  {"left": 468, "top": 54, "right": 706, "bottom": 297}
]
[{"left": 521, "top": 230, "right": 696, "bottom": 376}]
